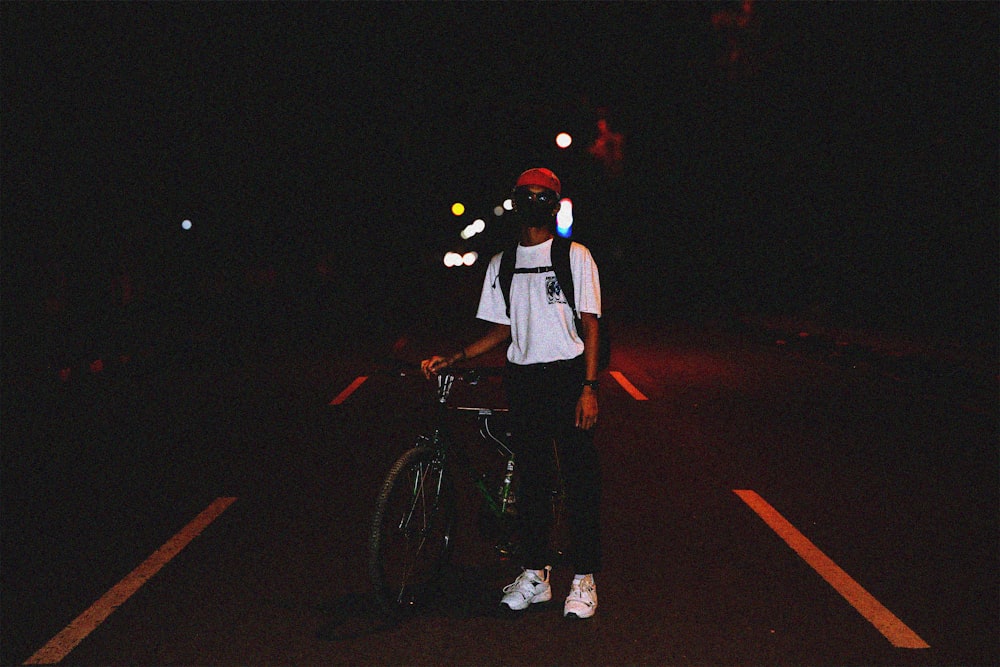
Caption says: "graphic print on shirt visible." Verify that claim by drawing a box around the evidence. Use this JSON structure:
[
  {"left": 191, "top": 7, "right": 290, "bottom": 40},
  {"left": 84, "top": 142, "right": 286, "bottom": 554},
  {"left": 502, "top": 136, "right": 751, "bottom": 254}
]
[{"left": 546, "top": 276, "right": 568, "bottom": 305}]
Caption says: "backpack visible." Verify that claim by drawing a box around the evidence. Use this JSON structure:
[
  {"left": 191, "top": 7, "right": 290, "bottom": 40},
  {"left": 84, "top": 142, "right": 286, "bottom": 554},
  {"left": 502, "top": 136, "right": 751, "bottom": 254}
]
[{"left": 497, "top": 236, "right": 611, "bottom": 371}]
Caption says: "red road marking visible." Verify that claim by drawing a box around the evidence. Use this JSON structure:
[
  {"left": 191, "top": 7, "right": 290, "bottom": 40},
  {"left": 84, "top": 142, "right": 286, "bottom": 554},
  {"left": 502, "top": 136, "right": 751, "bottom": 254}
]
[
  {"left": 609, "top": 371, "right": 649, "bottom": 401},
  {"left": 329, "top": 376, "right": 368, "bottom": 405},
  {"left": 25, "top": 497, "right": 238, "bottom": 665},
  {"left": 734, "top": 489, "right": 929, "bottom": 649}
]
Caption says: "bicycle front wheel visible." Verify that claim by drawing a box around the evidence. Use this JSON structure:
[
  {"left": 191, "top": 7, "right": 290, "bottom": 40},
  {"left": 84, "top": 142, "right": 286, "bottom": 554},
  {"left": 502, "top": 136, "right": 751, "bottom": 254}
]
[{"left": 368, "top": 446, "right": 455, "bottom": 616}]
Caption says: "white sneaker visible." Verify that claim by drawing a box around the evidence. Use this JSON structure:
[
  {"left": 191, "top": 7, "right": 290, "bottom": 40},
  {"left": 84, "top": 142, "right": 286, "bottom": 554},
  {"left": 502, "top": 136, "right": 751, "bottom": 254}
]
[
  {"left": 563, "top": 574, "right": 597, "bottom": 618},
  {"left": 500, "top": 567, "right": 552, "bottom": 610}
]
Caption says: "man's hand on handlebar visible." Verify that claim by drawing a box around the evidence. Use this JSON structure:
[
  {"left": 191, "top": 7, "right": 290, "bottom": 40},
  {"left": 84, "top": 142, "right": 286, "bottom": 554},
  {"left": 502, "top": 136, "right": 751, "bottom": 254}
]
[
  {"left": 420, "top": 355, "right": 452, "bottom": 379},
  {"left": 421, "top": 346, "right": 468, "bottom": 378}
]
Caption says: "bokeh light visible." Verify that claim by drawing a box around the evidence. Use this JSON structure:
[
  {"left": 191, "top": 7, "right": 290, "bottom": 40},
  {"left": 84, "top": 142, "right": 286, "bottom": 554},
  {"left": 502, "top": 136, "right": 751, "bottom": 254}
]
[
  {"left": 443, "top": 251, "right": 479, "bottom": 267},
  {"left": 556, "top": 198, "right": 573, "bottom": 237},
  {"left": 181, "top": 219, "right": 192, "bottom": 230},
  {"left": 451, "top": 202, "right": 465, "bottom": 216},
  {"left": 556, "top": 132, "right": 573, "bottom": 148},
  {"left": 460, "top": 218, "right": 485, "bottom": 240}
]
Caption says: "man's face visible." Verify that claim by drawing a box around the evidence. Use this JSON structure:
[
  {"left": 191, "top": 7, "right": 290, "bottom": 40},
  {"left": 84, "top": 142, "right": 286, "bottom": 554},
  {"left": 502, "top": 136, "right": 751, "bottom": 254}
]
[{"left": 512, "top": 185, "right": 560, "bottom": 227}]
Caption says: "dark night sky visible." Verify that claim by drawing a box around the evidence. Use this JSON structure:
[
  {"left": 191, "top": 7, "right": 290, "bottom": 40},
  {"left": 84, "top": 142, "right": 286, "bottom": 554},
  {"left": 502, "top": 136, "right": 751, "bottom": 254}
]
[{"left": 2, "top": 2, "right": 997, "bottom": 358}]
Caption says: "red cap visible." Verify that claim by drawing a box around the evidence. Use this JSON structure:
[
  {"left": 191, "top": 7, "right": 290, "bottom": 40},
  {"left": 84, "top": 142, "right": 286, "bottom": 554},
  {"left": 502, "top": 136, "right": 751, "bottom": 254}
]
[{"left": 515, "top": 168, "right": 561, "bottom": 196}]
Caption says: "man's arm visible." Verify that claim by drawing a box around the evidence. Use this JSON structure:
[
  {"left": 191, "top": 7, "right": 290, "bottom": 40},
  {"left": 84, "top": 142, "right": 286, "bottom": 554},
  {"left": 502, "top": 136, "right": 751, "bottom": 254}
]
[
  {"left": 421, "top": 323, "right": 511, "bottom": 378},
  {"left": 580, "top": 312, "right": 599, "bottom": 383},
  {"left": 576, "top": 312, "right": 599, "bottom": 429}
]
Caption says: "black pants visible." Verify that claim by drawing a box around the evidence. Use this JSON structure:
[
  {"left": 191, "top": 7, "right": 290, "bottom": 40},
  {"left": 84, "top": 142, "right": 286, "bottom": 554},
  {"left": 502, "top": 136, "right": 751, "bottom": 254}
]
[{"left": 505, "top": 356, "right": 602, "bottom": 574}]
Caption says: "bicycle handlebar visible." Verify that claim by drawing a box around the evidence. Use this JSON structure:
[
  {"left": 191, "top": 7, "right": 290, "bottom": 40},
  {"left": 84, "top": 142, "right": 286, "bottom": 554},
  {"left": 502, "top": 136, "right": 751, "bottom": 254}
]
[
  {"left": 454, "top": 406, "right": 509, "bottom": 414},
  {"left": 380, "top": 359, "right": 505, "bottom": 385},
  {"left": 378, "top": 359, "right": 511, "bottom": 452},
  {"left": 440, "top": 366, "right": 506, "bottom": 385}
]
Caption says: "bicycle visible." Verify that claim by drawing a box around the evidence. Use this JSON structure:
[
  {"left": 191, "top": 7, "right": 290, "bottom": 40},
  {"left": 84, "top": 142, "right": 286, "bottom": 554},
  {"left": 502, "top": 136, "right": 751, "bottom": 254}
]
[{"left": 367, "top": 365, "right": 567, "bottom": 618}]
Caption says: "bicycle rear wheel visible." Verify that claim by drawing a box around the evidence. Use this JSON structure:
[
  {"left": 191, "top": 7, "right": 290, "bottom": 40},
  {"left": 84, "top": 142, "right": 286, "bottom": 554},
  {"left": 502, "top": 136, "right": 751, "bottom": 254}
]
[{"left": 368, "top": 446, "right": 455, "bottom": 616}]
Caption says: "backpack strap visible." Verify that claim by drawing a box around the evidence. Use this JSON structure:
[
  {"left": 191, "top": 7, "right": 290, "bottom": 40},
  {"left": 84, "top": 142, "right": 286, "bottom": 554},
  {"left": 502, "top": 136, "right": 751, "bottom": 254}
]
[
  {"left": 550, "top": 236, "right": 577, "bottom": 319},
  {"left": 498, "top": 242, "right": 518, "bottom": 319},
  {"left": 498, "top": 236, "right": 579, "bottom": 332}
]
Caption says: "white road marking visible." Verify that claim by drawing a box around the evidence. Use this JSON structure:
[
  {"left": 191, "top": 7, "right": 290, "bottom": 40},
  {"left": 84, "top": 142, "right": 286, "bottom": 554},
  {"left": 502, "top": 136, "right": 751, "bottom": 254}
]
[
  {"left": 329, "top": 375, "right": 368, "bottom": 405},
  {"left": 609, "top": 371, "right": 649, "bottom": 400},
  {"left": 734, "top": 489, "right": 929, "bottom": 649},
  {"left": 25, "top": 497, "right": 238, "bottom": 665}
]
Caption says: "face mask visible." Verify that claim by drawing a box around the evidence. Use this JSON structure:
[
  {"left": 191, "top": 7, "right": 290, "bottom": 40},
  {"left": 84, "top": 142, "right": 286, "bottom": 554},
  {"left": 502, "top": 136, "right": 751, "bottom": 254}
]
[{"left": 514, "top": 203, "right": 555, "bottom": 228}]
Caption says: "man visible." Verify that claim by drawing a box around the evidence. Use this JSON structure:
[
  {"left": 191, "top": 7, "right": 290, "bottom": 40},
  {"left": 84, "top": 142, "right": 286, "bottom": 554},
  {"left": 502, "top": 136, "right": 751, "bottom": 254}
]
[{"left": 421, "top": 167, "right": 602, "bottom": 619}]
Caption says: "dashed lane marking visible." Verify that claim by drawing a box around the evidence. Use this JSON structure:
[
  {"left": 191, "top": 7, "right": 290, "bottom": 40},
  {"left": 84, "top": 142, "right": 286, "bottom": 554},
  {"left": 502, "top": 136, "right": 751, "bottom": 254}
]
[
  {"left": 329, "top": 375, "right": 368, "bottom": 405},
  {"left": 609, "top": 371, "right": 649, "bottom": 401},
  {"left": 25, "top": 497, "right": 238, "bottom": 665},
  {"left": 734, "top": 489, "right": 929, "bottom": 649}
]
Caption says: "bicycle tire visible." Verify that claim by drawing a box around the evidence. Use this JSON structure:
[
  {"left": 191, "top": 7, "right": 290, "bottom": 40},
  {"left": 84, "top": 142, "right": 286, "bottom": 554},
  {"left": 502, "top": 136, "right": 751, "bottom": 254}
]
[{"left": 368, "top": 446, "right": 455, "bottom": 616}]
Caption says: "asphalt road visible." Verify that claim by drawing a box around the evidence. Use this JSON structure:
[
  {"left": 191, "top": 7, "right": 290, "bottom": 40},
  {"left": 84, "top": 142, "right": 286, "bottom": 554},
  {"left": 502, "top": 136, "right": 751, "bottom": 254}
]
[{"left": 3, "top": 316, "right": 996, "bottom": 666}]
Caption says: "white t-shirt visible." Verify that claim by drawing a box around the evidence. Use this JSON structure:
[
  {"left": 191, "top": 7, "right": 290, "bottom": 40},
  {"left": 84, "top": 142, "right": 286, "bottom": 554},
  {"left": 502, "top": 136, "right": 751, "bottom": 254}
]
[{"left": 476, "top": 238, "right": 601, "bottom": 365}]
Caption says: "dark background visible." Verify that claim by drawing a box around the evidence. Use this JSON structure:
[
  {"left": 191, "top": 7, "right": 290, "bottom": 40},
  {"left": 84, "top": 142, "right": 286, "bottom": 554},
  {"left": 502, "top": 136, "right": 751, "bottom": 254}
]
[
  {"left": 1, "top": 5, "right": 997, "bottom": 664},
  {"left": 3, "top": 2, "right": 997, "bottom": 371}
]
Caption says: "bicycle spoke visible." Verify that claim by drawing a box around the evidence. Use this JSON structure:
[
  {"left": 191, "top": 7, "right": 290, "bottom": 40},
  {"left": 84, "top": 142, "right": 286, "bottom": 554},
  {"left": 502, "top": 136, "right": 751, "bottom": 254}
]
[
  {"left": 370, "top": 448, "right": 454, "bottom": 614},
  {"left": 396, "top": 463, "right": 433, "bottom": 600}
]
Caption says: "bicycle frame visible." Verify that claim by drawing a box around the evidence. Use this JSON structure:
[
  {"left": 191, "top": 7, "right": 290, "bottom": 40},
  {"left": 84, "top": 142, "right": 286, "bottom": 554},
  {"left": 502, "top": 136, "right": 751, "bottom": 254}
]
[
  {"left": 431, "top": 370, "right": 516, "bottom": 522},
  {"left": 369, "top": 366, "right": 567, "bottom": 615},
  {"left": 428, "top": 368, "right": 566, "bottom": 541}
]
